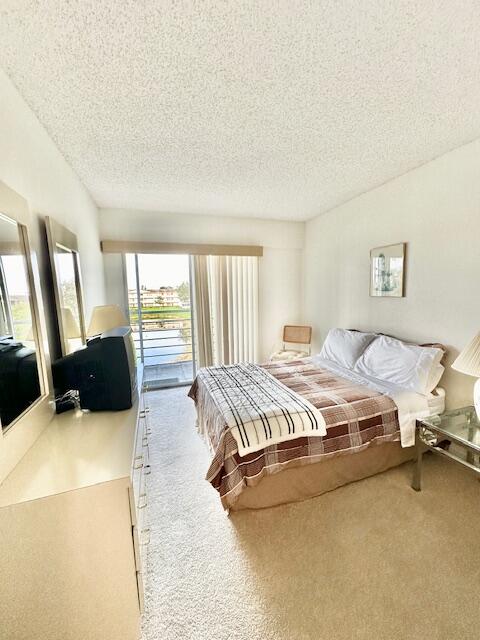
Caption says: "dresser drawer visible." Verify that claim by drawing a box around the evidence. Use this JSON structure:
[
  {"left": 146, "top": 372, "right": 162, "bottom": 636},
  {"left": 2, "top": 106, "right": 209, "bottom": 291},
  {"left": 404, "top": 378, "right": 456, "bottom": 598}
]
[
  {"left": 136, "top": 568, "right": 145, "bottom": 614},
  {"left": 130, "top": 523, "right": 146, "bottom": 614},
  {"left": 128, "top": 380, "right": 150, "bottom": 613},
  {"left": 131, "top": 415, "right": 150, "bottom": 512}
]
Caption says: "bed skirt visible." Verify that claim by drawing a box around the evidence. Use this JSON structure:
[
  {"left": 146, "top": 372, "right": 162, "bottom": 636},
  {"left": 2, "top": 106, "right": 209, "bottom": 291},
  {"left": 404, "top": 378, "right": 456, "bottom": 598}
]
[{"left": 230, "top": 441, "right": 414, "bottom": 511}]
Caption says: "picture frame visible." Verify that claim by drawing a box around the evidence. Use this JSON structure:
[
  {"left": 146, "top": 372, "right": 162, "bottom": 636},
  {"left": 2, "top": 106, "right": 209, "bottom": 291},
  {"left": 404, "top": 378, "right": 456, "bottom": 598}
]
[{"left": 370, "top": 242, "right": 405, "bottom": 297}]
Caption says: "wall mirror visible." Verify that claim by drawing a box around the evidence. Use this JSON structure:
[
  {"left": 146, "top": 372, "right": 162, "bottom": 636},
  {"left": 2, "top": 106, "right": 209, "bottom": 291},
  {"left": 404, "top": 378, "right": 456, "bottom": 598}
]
[
  {"left": 46, "top": 217, "right": 86, "bottom": 356},
  {"left": 0, "top": 211, "right": 44, "bottom": 430}
]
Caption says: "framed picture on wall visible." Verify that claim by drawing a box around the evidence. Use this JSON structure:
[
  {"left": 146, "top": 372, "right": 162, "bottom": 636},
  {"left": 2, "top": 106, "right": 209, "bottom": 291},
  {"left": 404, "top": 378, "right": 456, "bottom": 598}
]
[{"left": 370, "top": 243, "right": 405, "bottom": 297}]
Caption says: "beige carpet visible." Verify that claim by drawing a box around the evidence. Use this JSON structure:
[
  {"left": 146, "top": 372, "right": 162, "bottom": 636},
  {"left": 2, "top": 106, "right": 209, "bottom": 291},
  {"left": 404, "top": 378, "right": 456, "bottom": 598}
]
[{"left": 141, "top": 387, "right": 480, "bottom": 640}]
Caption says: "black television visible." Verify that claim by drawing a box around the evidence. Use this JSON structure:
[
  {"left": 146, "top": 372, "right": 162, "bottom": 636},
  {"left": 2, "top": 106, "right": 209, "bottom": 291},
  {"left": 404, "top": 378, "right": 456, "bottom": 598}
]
[
  {"left": 53, "top": 326, "right": 137, "bottom": 411},
  {"left": 0, "top": 337, "right": 41, "bottom": 426}
]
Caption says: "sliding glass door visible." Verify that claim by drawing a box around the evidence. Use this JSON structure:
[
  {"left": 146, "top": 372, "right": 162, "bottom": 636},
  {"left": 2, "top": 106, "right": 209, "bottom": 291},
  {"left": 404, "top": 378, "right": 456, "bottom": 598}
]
[{"left": 125, "top": 253, "right": 195, "bottom": 388}]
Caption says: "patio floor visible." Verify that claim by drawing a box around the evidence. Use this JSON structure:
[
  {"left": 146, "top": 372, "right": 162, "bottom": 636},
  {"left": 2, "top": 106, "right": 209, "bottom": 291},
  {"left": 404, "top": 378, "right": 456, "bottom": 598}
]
[{"left": 143, "top": 361, "right": 194, "bottom": 388}]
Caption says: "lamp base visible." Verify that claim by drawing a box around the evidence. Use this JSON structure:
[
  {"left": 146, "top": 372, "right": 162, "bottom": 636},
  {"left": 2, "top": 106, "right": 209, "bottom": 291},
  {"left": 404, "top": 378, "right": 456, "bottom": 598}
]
[{"left": 474, "top": 378, "right": 480, "bottom": 422}]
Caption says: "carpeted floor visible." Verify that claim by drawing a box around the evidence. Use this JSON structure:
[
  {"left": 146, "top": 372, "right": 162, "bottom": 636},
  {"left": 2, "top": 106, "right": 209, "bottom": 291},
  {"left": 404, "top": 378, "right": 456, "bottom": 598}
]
[{"left": 141, "top": 387, "right": 480, "bottom": 640}]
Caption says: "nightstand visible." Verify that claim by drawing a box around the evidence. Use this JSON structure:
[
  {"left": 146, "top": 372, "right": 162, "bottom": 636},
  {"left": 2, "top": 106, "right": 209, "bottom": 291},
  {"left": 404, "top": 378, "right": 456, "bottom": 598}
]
[{"left": 412, "top": 406, "right": 480, "bottom": 491}]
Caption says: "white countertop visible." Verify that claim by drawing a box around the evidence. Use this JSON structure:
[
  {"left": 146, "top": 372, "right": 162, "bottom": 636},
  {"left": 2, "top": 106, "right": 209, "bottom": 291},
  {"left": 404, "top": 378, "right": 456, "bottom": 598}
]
[{"left": 0, "top": 369, "right": 142, "bottom": 508}]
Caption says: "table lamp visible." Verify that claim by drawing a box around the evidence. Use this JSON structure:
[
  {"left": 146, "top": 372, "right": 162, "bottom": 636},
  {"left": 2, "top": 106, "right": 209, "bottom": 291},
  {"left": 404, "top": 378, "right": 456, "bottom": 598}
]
[
  {"left": 61, "top": 307, "right": 81, "bottom": 339},
  {"left": 87, "top": 304, "right": 128, "bottom": 337},
  {"left": 61, "top": 307, "right": 83, "bottom": 354},
  {"left": 451, "top": 331, "right": 480, "bottom": 419}
]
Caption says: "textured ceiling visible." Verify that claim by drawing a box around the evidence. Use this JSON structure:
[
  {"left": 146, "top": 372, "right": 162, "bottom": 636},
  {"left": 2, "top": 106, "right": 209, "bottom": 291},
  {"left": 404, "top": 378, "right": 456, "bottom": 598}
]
[{"left": 1, "top": 1, "right": 480, "bottom": 221}]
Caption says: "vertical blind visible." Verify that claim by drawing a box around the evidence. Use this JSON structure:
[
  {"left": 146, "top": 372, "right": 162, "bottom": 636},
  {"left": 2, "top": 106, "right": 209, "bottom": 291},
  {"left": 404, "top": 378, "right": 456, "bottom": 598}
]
[{"left": 192, "top": 255, "right": 259, "bottom": 368}]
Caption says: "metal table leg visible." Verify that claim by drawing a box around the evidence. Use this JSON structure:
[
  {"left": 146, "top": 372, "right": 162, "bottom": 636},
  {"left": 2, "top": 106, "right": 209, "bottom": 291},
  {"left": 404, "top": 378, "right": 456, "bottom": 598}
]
[
  {"left": 467, "top": 421, "right": 475, "bottom": 465},
  {"left": 412, "top": 424, "right": 422, "bottom": 491}
]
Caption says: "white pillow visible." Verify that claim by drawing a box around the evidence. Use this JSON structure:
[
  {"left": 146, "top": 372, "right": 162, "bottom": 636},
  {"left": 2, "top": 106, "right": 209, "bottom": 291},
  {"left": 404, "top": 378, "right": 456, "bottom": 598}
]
[
  {"left": 319, "top": 329, "right": 377, "bottom": 369},
  {"left": 354, "top": 335, "right": 444, "bottom": 395},
  {"left": 427, "top": 363, "right": 445, "bottom": 393}
]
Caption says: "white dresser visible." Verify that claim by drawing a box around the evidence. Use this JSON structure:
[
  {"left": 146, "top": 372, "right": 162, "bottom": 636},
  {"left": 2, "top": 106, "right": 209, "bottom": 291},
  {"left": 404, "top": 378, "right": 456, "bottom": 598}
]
[{"left": 0, "top": 367, "right": 150, "bottom": 640}]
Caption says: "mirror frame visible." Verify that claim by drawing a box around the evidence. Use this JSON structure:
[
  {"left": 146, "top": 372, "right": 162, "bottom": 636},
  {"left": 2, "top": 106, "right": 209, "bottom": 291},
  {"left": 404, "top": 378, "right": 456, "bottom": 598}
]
[
  {"left": 45, "top": 216, "right": 86, "bottom": 356},
  {"left": 0, "top": 181, "right": 53, "bottom": 482}
]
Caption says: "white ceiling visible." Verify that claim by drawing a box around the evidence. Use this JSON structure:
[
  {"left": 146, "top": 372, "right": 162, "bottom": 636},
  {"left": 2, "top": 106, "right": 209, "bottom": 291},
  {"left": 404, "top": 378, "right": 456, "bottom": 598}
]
[{"left": 1, "top": 1, "right": 479, "bottom": 222}]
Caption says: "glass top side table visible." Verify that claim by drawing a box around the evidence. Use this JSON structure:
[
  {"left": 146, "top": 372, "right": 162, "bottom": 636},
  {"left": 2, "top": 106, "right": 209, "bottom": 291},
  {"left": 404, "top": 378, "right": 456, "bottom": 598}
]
[{"left": 412, "top": 406, "right": 480, "bottom": 491}]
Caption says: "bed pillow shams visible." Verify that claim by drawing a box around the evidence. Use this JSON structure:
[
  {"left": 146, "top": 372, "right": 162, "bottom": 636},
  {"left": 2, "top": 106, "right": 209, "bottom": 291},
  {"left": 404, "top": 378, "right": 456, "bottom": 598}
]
[
  {"left": 427, "top": 363, "right": 445, "bottom": 392},
  {"left": 354, "top": 334, "right": 444, "bottom": 395},
  {"left": 319, "top": 328, "right": 377, "bottom": 369}
]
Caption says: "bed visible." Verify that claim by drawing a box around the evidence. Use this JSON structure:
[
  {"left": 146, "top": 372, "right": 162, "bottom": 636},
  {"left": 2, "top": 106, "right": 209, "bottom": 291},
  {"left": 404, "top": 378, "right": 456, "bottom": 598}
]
[{"left": 189, "top": 329, "right": 446, "bottom": 511}]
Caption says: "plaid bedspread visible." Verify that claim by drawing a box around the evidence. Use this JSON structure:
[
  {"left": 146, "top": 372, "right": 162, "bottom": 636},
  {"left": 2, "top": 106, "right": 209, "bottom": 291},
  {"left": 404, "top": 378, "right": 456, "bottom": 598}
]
[
  {"left": 188, "top": 358, "right": 400, "bottom": 509},
  {"left": 195, "top": 363, "right": 327, "bottom": 457}
]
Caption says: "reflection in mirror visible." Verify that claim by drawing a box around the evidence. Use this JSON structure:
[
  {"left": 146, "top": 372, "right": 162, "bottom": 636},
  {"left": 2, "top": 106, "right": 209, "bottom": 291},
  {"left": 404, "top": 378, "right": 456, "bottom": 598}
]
[
  {"left": 56, "top": 245, "right": 83, "bottom": 353},
  {"left": 0, "top": 212, "right": 41, "bottom": 430},
  {"left": 46, "top": 217, "right": 86, "bottom": 356}
]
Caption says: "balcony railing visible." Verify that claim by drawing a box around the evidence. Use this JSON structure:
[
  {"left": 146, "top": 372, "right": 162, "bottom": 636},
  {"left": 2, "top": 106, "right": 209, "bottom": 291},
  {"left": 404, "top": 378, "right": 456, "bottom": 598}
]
[{"left": 129, "top": 306, "right": 194, "bottom": 386}]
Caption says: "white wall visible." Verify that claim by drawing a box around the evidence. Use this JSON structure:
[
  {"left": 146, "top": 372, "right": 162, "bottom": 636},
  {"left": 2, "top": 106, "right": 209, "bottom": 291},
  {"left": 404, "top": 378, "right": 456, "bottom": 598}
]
[
  {"left": 303, "top": 138, "right": 480, "bottom": 408},
  {"left": 0, "top": 69, "right": 105, "bottom": 358},
  {"left": 100, "top": 208, "right": 304, "bottom": 361},
  {"left": 0, "top": 70, "right": 106, "bottom": 482}
]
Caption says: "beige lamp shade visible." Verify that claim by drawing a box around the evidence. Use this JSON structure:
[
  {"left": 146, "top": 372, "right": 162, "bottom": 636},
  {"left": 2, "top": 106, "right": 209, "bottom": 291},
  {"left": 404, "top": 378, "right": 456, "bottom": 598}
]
[
  {"left": 87, "top": 304, "right": 128, "bottom": 336},
  {"left": 61, "top": 307, "right": 82, "bottom": 339},
  {"left": 451, "top": 332, "right": 480, "bottom": 377}
]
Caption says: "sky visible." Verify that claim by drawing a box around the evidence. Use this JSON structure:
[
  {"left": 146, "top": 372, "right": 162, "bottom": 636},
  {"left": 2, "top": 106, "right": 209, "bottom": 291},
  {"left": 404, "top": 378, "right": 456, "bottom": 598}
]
[
  {"left": 125, "top": 253, "right": 190, "bottom": 290},
  {"left": 2, "top": 255, "right": 29, "bottom": 296},
  {"left": 0, "top": 214, "right": 29, "bottom": 296}
]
